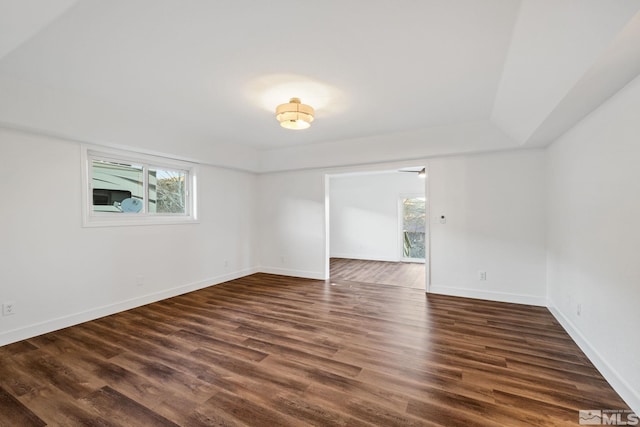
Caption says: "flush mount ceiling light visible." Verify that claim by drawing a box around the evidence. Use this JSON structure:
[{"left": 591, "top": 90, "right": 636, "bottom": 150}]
[{"left": 276, "top": 97, "right": 314, "bottom": 130}]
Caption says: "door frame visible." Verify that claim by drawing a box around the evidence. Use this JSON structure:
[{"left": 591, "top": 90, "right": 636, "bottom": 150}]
[{"left": 323, "top": 162, "right": 431, "bottom": 293}]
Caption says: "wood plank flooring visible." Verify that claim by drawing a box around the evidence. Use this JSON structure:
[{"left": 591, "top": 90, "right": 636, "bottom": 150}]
[
  {"left": 0, "top": 273, "right": 631, "bottom": 426},
  {"left": 330, "top": 258, "right": 425, "bottom": 289}
]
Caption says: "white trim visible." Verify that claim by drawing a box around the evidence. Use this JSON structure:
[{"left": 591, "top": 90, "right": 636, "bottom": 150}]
[
  {"left": 324, "top": 174, "right": 331, "bottom": 280},
  {"left": 259, "top": 266, "right": 327, "bottom": 280},
  {"left": 548, "top": 304, "right": 640, "bottom": 416},
  {"left": 424, "top": 164, "right": 431, "bottom": 292},
  {"left": 330, "top": 253, "right": 401, "bottom": 263},
  {"left": 0, "top": 267, "right": 258, "bottom": 347},
  {"left": 402, "top": 257, "right": 426, "bottom": 264},
  {"left": 397, "top": 196, "right": 404, "bottom": 261},
  {"left": 81, "top": 215, "right": 200, "bottom": 228},
  {"left": 428, "top": 284, "right": 548, "bottom": 307}
]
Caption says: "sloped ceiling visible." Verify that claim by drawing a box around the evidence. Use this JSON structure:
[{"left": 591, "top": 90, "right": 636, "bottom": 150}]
[
  {"left": 491, "top": 0, "right": 640, "bottom": 146},
  {"left": 1, "top": 0, "right": 639, "bottom": 172}
]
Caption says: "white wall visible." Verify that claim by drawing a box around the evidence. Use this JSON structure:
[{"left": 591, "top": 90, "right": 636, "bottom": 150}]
[
  {"left": 257, "top": 169, "right": 327, "bottom": 279},
  {"left": 0, "top": 128, "right": 258, "bottom": 345},
  {"left": 546, "top": 74, "right": 640, "bottom": 414},
  {"left": 491, "top": 1, "right": 640, "bottom": 144},
  {"left": 258, "top": 151, "right": 547, "bottom": 306},
  {"left": 259, "top": 120, "right": 518, "bottom": 172},
  {"left": 330, "top": 172, "right": 425, "bottom": 262},
  {"left": 428, "top": 150, "right": 548, "bottom": 305}
]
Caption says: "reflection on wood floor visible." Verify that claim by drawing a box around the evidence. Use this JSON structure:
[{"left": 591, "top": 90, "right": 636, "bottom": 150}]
[
  {"left": 0, "top": 272, "right": 630, "bottom": 426},
  {"left": 331, "top": 257, "right": 425, "bottom": 289}
]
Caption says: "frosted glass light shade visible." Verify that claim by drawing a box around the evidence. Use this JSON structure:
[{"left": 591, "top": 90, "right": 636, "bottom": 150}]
[{"left": 276, "top": 98, "right": 314, "bottom": 130}]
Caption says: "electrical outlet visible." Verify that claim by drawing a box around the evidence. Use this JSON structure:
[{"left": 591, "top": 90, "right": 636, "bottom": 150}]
[
  {"left": 577, "top": 303, "right": 582, "bottom": 316},
  {"left": 3, "top": 301, "right": 16, "bottom": 316},
  {"left": 478, "top": 271, "right": 487, "bottom": 281},
  {"left": 224, "top": 260, "right": 229, "bottom": 268},
  {"left": 136, "top": 275, "right": 144, "bottom": 287},
  {"left": 281, "top": 256, "right": 286, "bottom": 264}
]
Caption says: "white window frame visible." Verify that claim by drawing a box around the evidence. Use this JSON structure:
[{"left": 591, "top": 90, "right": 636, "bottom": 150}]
[{"left": 81, "top": 145, "right": 198, "bottom": 227}]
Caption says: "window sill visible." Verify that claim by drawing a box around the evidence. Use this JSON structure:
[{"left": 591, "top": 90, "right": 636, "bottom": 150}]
[{"left": 82, "top": 215, "right": 199, "bottom": 228}]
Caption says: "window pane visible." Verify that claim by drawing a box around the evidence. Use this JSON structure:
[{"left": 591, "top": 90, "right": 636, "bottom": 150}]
[
  {"left": 402, "top": 197, "right": 426, "bottom": 259},
  {"left": 148, "top": 167, "right": 186, "bottom": 214},
  {"left": 91, "top": 160, "right": 143, "bottom": 213}
]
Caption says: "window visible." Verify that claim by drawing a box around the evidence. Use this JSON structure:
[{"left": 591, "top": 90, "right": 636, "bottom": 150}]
[
  {"left": 401, "top": 196, "right": 426, "bottom": 259},
  {"left": 82, "top": 146, "right": 197, "bottom": 226}
]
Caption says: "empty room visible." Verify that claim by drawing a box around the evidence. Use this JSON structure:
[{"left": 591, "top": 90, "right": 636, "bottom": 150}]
[{"left": 1, "top": 1, "right": 639, "bottom": 426}]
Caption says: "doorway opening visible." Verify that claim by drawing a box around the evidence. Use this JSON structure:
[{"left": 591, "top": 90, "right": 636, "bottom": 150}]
[{"left": 325, "top": 166, "right": 429, "bottom": 291}]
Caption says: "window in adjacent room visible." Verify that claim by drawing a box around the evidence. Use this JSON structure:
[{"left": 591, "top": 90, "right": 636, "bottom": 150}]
[{"left": 401, "top": 196, "right": 426, "bottom": 260}]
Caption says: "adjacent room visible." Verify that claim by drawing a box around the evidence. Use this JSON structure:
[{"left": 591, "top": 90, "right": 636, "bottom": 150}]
[
  {"left": 328, "top": 169, "right": 427, "bottom": 289},
  {"left": 1, "top": 1, "right": 639, "bottom": 425}
]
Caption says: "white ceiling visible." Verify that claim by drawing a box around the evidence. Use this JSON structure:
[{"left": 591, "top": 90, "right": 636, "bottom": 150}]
[{"left": 1, "top": 0, "right": 639, "bottom": 171}]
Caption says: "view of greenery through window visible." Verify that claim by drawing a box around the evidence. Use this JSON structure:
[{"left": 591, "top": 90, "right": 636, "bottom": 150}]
[
  {"left": 403, "top": 197, "right": 426, "bottom": 259},
  {"left": 149, "top": 168, "right": 186, "bottom": 214}
]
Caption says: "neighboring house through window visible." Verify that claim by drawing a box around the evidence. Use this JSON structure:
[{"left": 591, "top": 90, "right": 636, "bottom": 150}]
[{"left": 82, "top": 146, "right": 198, "bottom": 226}]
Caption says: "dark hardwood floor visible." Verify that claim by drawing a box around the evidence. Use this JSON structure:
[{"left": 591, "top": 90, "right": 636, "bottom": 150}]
[
  {"left": 330, "top": 258, "right": 425, "bottom": 289},
  {"left": 0, "top": 273, "right": 630, "bottom": 426}
]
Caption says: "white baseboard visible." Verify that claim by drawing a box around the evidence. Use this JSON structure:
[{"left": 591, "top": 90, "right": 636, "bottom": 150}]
[
  {"left": 547, "top": 304, "right": 640, "bottom": 416},
  {"left": 258, "top": 266, "right": 327, "bottom": 280},
  {"left": 428, "top": 284, "right": 548, "bottom": 307},
  {"left": 330, "top": 253, "right": 400, "bottom": 263},
  {"left": 0, "top": 267, "right": 258, "bottom": 347}
]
